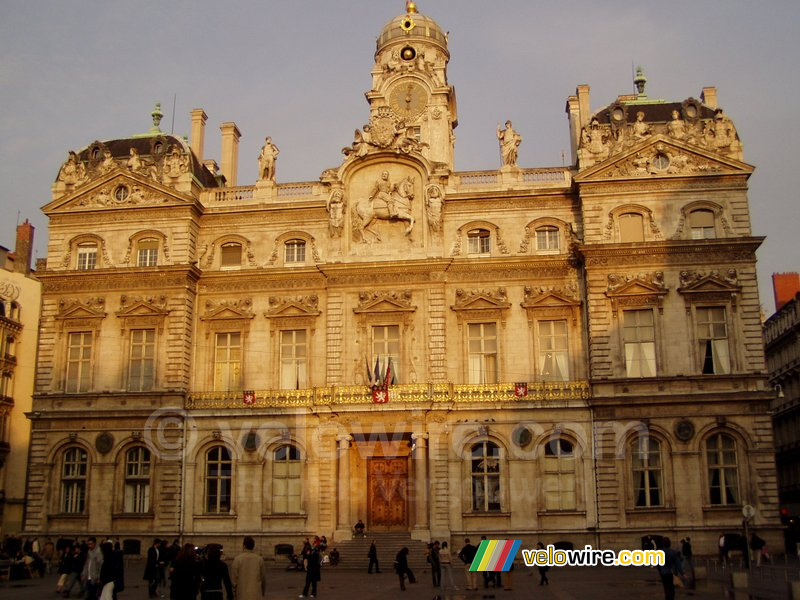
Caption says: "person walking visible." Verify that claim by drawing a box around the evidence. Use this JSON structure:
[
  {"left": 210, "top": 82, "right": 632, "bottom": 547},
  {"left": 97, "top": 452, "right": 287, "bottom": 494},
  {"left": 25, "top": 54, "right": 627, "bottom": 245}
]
[
  {"left": 657, "top": 537, "right": 685, "bottom": 600},
  {"left": 231, "top": 536, "right": 268, "bottom": 600},
  {"left": 457, "top": 538, "right": 478, "bottom": 591},
  {"left": 300, "top": 545, "right": 321, "bottom": 598},
  {"left": 82, "top": 537, "right": 102, "bottom": 600},
  {"left": 367, "top": 540, "right": 380, "bottom": 573},
  {"left": 439, "top": 541, "right": 458, "bottom": 591},
  {"left": 536, "top": 542, "right": 549, "bottom": 586},
  {"left": 199, "top": 544, "right": 233, "bottom": 600},
  {"left": 97, "top": 541, "right": 123, "bottom": 600},
  {"left": 394, "top": 547, "right": 416, "bottom": 591},
  {"left": 143, "top": 538, "right": 161, "bottom": 598},
  {"left": 169, "top": 544, "right": 201, "bottom": 600}
]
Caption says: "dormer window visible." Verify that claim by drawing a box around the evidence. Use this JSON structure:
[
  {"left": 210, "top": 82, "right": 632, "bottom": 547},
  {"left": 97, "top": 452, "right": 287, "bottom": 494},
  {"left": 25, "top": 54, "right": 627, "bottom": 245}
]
[
  {"left": 467, "top": 229, "right": 490, "bottom": 255},
  {"left": 76, "top": 243, "right": 98, "bottom": 270},
  {"left": 536, "top": 226, "right": 560, "bottom": 252},
  {"left": 284, "top": 240, "right": 306, "bottom": 265},
  {"left": 690, "top": 210, "right": 716, "bottom": 239},
  {"left": 137, "top": 239, "right": 158, "bottom": 267},
  {"left": 220, "top": 242, "right": 242, "bottom": 269}
]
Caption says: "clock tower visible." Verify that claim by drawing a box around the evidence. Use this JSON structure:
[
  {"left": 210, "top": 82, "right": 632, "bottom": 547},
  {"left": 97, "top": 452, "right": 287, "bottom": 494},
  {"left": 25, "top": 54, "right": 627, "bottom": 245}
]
[{"left": 368, "top": 1, "right": 457, "bottom": 170}]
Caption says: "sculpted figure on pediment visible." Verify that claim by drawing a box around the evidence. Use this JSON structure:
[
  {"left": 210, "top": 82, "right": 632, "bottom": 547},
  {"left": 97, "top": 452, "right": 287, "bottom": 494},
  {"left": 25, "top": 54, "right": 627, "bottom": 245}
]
[
  {"left": 58, "top": 151, "right": 88, "bottom": 187},
  {"left": 326, "top": 189, "right": 345, "bottom": 236},
  {"left": 578, "top": 118, "right": 610, "bottom": 167},
  {"left": 666, "top": 110, "right": 687, "bottom": 141},
  {"left": 97, "top": 148, "right": 117, "bottom": 175},
  {"left": 631, "top": 111, "right": 652, "bottom": 142},
  {"left": 393, "top": 120, "right": 429, "bottom": 155},
  {"left": 425, "top": 184, "right": 444, "bottom": 232},
  {"left": 162, "top": 145, "right": 189, "bottom": 181},
  {"left": 497, "top": 120, "right": 522, "bottom": 167},
  {"left": 343, "top": 125, "right": 377, "bottom": 159}
]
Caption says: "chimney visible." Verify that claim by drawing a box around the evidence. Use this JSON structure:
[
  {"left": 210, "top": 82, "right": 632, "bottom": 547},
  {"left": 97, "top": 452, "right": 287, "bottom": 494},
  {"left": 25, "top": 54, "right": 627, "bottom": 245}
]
[
  {"left": 219, "top": 122, "right": 241, "bottom": 187},
  {"left": 15, "top": 219, "right": 34, "bottom": 275},
  {"left": 565, "top": 94, "right": 580, "bottom": 165},
  {"left": 576, "top": 85, "right": 591, "bottom": 131},
  {"left": 701, "top": 87, "right": 718, "bottom": 110},
  {"left": 190, "top": 109, "right": 208, "bottom": 161},
  {"left": 773, "top": 272, "right": 800, "bottom": 312}
]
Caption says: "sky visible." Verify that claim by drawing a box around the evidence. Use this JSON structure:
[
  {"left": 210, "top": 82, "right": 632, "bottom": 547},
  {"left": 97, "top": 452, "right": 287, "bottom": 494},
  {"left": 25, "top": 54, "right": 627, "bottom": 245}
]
[{"left": 1, "top": 0, "right": 797, "bottom": 311}]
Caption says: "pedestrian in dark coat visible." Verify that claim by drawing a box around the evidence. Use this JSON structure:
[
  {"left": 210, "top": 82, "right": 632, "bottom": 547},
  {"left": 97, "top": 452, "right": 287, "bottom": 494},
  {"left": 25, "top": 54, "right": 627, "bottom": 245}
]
[
  {"left": 170, "top": 543, "right": 202, "bottom": 600},
  {"left": 368, "top": 540, "right": 380, "bottom": 573},
  {"left": 300, "top": 546, "right": 321, "bottom": 598},
  {"left": 394, "top": 547, "right": 416, "bottom": 591},
  {"left": 199, "top": 544, "right": 233, "bottom": 600},
  {"left": 143, "top": 538, "right": 161, "bottom": 598}
]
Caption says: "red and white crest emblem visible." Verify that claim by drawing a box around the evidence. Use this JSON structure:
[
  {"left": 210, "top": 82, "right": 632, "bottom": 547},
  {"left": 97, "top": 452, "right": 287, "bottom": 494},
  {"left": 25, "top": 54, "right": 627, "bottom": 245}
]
[
  {"left": 243, "top": 390, "right": 256, "bottom": 405},
  {"left": 514, "top": 383, "right": 528, "bottom": 398}
]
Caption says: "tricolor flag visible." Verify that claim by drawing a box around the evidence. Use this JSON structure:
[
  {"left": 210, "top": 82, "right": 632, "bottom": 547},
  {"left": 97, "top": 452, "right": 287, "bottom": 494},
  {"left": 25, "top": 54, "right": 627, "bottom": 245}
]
[{"left": 469, "top": 540, "right": 522, "bottom": 572}]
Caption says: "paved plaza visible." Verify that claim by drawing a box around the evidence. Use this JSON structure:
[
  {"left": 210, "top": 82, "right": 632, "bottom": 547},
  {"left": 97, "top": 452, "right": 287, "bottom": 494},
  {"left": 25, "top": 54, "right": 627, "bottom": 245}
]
[{"left": 0, "top": 561, "right": 740, "bottom": 599}]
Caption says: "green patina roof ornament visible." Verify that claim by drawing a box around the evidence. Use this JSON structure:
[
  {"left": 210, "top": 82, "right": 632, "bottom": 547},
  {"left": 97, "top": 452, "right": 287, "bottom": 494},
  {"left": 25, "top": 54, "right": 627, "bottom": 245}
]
[
  {"left": 634, "top": 66, "right": 647, "bottom": 97},
  {"left": 150, "top": 102, "right": 164, "bottom": 134}
]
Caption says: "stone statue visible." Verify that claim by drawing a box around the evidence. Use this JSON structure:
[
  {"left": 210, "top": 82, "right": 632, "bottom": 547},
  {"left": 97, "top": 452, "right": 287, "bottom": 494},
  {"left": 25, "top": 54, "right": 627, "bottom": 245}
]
[
  {"left": 127, "top": 147, "right": 143, "bottom": 172},
  {"left": 425, "top": 184, "right": 444, "bottom": 231},
  {"left": 326, "top": 189, "right": 345, "bottom": 235},
  {"left": 163, "top": 145, "right": 188, "bottom": 179},
  {"left": 579, "top": 118, "right": 610, "bottom": 166},
  {"left": 258, "top": 136, "right": 280, "bottom": 181},
  {"left": 343, "top": 125, "right": 375, "bottom": 158},
  {"left": 58, "top": 151, "right": 87, "bottom": 186},
  {"left": 666, "top": 110, "right": 687, "bottom": 141},
  {"left": 497, "top": 120, "right": 522, "bottom": 167},
  {"left": 631, "top": 111, "right": 651, "bottom": 141},
  {"left": 393, "top": 120, "right": 428, "bottom": 155},
  {"left": 98, "top": 148, "right": 117, "bottom": 174}
]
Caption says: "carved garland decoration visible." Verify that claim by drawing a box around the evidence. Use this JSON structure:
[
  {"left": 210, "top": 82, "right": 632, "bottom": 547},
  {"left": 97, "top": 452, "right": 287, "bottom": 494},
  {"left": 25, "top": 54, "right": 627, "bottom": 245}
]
[{"left": 605, "top": 271, "right": 668, "bottom": 314}]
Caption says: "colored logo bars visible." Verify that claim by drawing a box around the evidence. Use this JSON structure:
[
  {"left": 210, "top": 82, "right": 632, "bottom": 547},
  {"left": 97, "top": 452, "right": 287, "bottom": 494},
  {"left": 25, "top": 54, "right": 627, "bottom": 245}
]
[{"left": 469, "top": 540, "right": 522, "bottom": 572}]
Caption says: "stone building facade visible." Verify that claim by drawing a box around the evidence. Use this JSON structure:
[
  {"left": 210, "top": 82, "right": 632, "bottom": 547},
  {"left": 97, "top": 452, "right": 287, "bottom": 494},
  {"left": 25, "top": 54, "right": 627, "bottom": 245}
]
[
  {"left": 25, "top": 3, "right": 778, "bottom": 555},
  {"left": 0, "top": 221, "right": 41, "bottom": 534}
]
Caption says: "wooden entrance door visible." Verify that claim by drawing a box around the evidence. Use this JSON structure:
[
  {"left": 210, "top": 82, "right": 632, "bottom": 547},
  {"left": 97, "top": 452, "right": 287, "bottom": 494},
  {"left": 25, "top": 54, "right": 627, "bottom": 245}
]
[{"left": 367, "top": 457, "right": 408, "bottom": 530}]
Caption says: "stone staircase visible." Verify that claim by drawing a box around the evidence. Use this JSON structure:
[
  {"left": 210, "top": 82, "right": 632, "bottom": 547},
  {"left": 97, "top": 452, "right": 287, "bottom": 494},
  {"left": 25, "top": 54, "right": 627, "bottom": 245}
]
[{"left": 329, "top": 532, "right": 431, "bottom": 572}]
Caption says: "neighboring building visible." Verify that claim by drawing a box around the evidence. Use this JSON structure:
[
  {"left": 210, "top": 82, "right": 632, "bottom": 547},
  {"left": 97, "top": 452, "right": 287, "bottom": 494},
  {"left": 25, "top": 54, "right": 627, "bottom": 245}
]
[
  {"left": 24, "top": 3, "right": 778, "bottom": 555},
  {"left": 765, "top": 274, "right": 800, "bottom": 515},
  {"left": 0, "top": 220, "right": 40, "bottom": 534}
]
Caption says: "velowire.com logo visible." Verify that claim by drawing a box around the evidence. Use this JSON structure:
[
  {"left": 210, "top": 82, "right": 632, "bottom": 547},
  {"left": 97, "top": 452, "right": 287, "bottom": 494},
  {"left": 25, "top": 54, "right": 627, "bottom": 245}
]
[{"left": 469, "top": 540, "right": 522, "bottom": 572}]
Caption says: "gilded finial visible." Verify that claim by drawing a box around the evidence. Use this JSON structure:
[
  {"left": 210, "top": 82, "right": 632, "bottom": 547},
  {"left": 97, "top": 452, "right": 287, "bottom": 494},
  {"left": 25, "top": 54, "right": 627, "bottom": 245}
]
[{"left": 406, "top": 1, "right": 418, "bottom": 14}]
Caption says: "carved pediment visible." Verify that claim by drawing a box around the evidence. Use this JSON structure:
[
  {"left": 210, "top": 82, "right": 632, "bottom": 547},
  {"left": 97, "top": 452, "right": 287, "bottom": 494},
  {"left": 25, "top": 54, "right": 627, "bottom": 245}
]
[
  {"left": 56, "top": 297, "right": 106, "bottom": 320},
  {"left": 354, "top": 291, "right": 415, "bottom": 314},
  {"left": 451, "top": 288, "right": 510, "bottom": 311},
  {"left": 201, "top": 298, "right": 255, "bottom": 320},
  {"left": 116, "top": 294, "right": 169, "bottom": 318},
  {"left": 678, "top": 269, "right": 740, "bottom": 293},
  {"left": 522, "top": 285, "right": 580, "bottom": 308},
  {"left": 606, "top": 272, "right": 667, "bottom": 296},
  {"left": 575, "top": 135, "right": 753, "bottom": 182},
  {"left": 266, "top": 295, "right": 321, "bottom": 318},
  {"left": 45, "top": 171, "right": 192, "bottom": 214}
]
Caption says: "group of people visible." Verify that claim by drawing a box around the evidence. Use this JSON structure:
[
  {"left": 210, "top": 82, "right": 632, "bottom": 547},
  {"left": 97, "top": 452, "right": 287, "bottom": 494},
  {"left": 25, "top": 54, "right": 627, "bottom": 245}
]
[
  {"left": 54, "top": 537, "right": 124, "bottom": 600},
  {"left": 143, "top": 536, "right": 267, "bottom": 600},
  {"left": 0, "top": 535, "right": 51, "bottom": 580}
]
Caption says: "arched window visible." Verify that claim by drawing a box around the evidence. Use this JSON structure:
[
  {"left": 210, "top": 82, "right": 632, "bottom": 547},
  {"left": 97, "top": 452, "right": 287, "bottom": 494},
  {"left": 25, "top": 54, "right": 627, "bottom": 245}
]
[
  {"left": 471, "top": 441, "right": 500, "bottom": 512},
  {"left": 205, "top": 446, "right": 232, "bottom": 513},
  {"left": 124, "top": 446, "right": 151, "bottom": 513},
  {"left": 543, "top": 437, "right": 576, "bottom": 511},
  {"left": 220, "top": 242, "right": 242, "bottom": 268},
  {"left": 618, "top": 213, "right": 644, "bottom": 243},
  {"left": 689, "top": 210, "right": 716, "bottom": 239},
  {"left": 76, "top": 242, "right": 98, "bottom": 270},
  {"left": 706, "top": 433, "right": 739, "bottom": 505},
  {"left": 284, "top": 240, "right": 306, "bottom": 264},
  {"left": 272, "top": 445, "right": 302, "bottom": 514},
  {"left": 535, "top": 226, "right": 560, "bottom": 252},
  {"left": 631, "top": 436, "right": 662, "bottom": 507},
  {"left": 61, "top": 447, "right": 88, "bottom": 513},
  {"left": 467, "top": 229, "right": 491, "bottom": 255},
  {"left": 137, "top": 238, "right": 159, "bottom": 267}
]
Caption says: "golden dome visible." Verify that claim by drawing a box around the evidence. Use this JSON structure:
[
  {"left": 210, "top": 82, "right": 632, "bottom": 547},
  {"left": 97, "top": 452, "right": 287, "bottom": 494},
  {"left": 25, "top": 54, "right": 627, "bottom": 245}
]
[{"left": 377, "top": 7, "right": 448, "bottom": 55}]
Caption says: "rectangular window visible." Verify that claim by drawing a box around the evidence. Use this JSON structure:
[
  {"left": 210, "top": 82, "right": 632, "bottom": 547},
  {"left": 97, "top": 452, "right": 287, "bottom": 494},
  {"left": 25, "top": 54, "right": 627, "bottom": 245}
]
[
  {"left": 538, "top": 320, "right": 569, "bottom": 381},
  {"left": 137, "top": 240, "right": 159, "bottom": 266},
  {"left": 618, "top": 213, "right": 644, "bottom": 243},
  {"left": 690, "top": 210, "right": 716, "bottom": 239},
  {"left": 468, "top": 322, "right": 498, "bottom": 384},
  {"left": 273, "top": 446, "right": 302, "bottom": 514},
  {"left": 623, "top": 310, "right": 656, "bottom": 377},
  {"left": 285, "top": 241, "right": 306, "bottom": 264},
  {"left": 66, "top": 331, "right": 92, "bottom": 393},
  {"left": 124, "top": 447, "right": 151, "bottom": 513},
  {"left": 280, "top": 329, "right": 307, "bottom": 389},
  {"left": 467, "top": 230, "right": 490, "bottom": 255},
  {"left": 536, "top": 227, "right": 560, "bottom": 252},
  {"left": 214, "top": 332, "right": 242, "bottom": 391},
  {"left": 76, "top": 244, "right": 97, "bottom": 270},
  {"left": 543, "top": 440, "right": 576, "bottom": 511},
  {"left": 129, "top": 329, "right": 156, "bottom": 391},
  {"left": 372, "top": 324, "right": 400, "bottom": 383},
  {"left": 697, "top": 306, "right": 730, "bottom": 374},
  {"left": 61, "top": 448, "right": 87, "bottom": 514},
  {"left": 220, "top": 243, "right": 242, "bottom": 268}
]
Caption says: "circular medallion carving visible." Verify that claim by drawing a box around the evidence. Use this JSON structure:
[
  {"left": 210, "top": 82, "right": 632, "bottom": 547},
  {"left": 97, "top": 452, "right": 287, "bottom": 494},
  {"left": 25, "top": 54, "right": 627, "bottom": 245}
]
[
  {"left": 512, "top": 424, "right": 533, "bottom": 449},
  {"left": 674, "top": 419, "right": 695, "bottom": 442},
  {"left": 243, "top": 432, "right": 259, "bottom": 452},
  {"left": 95, "top": 432, "right": 114, "bottom": 454}
]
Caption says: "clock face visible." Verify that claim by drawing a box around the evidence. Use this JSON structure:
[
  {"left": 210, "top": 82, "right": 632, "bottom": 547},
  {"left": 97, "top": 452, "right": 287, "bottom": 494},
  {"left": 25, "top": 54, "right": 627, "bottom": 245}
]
[{"left": 389, "top": 81, "right": 428, "bottom": 120}]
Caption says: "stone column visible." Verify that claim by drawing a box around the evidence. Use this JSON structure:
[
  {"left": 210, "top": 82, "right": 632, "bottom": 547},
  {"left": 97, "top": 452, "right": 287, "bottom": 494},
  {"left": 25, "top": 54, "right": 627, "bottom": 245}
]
[
  {"left": 412, "top": 432, "right": 430, "bottom": 538},
  {"left": 335, "top": 434, "right": 353, "bottom": 539}
]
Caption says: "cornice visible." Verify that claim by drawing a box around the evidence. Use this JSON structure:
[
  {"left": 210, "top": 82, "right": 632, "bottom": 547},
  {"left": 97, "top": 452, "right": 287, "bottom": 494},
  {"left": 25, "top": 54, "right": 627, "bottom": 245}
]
[
  {"left": 581, "top": 238, "right": 763, "bottom": 267},
  {"left": 39, "top": 265, "right": 201, "bottom": 293},
  {"left": 577, "top": 174, "right": 749, "bottom": 196}
]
